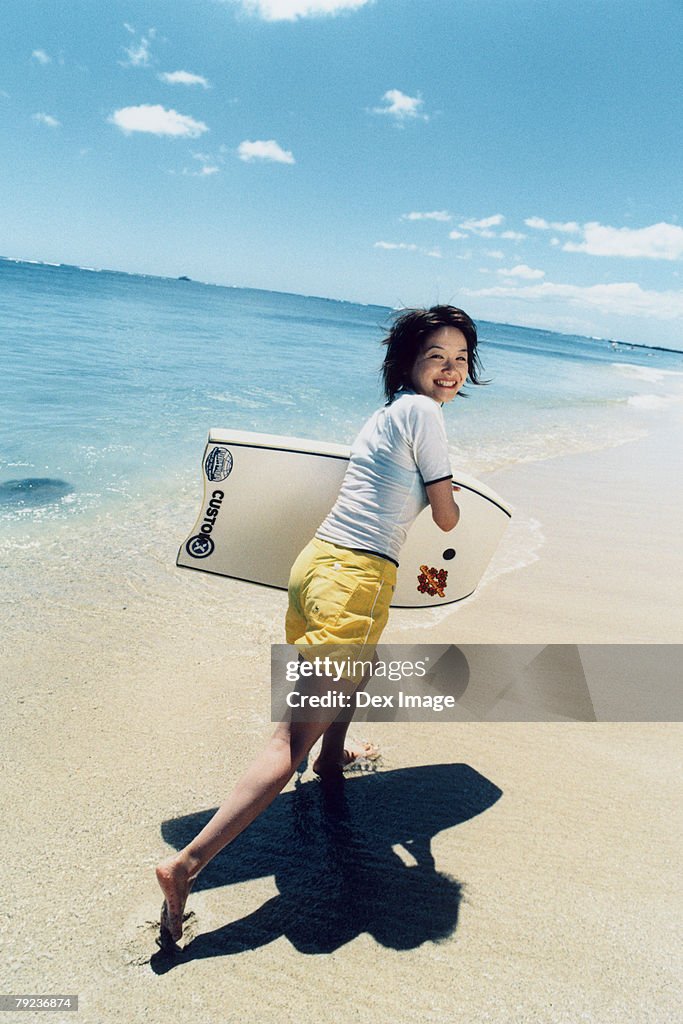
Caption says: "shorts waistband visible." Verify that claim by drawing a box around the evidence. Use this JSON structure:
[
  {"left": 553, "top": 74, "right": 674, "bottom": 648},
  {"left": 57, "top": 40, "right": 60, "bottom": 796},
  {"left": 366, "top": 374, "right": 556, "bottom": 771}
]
[
  {"left": 311, "top": 537, "right": 398, "bottom": 580},
  {"left": 349, "top": 548, "right": 399, "bottom": 568}
]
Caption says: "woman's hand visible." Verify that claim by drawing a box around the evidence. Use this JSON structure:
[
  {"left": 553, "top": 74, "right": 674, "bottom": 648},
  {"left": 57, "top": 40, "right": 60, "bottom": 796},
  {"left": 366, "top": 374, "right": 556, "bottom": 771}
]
[{"left": 425, "top": 478, "right": 460, "bottom": 531}]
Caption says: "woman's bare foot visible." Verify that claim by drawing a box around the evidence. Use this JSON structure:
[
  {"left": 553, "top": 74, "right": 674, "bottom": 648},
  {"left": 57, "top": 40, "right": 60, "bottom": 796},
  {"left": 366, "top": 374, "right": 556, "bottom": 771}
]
[
  {"left": 155, "top": 855, "right": 198, "bottom": 942},
  {"left": 312, "top": 741, "right": 379, "bottom": 777}
]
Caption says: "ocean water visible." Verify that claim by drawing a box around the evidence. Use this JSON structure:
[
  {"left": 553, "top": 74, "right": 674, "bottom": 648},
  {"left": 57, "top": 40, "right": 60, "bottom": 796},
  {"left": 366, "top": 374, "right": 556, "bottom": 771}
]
[{"left": 2, "top": 257, "right": 683, "bottom": 553}]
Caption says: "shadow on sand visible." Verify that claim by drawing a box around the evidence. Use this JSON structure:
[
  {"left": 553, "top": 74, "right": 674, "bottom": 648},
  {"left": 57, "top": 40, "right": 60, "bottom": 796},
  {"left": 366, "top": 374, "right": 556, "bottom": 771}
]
[{"left": 151, "top": 763, "right": 502, "bottom": 970}]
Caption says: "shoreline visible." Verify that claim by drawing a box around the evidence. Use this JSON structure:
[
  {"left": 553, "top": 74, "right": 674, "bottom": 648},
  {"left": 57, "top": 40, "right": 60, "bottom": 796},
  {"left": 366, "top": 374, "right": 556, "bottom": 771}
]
[{"left": 3, "top": 400, "right": 682, "bottom": 655}]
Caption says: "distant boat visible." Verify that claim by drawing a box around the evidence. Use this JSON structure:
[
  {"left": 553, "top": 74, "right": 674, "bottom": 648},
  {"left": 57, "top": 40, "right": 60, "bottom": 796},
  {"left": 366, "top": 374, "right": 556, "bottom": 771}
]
[{"left": 178, "top": 275, "right": 192, "bottom": 282}]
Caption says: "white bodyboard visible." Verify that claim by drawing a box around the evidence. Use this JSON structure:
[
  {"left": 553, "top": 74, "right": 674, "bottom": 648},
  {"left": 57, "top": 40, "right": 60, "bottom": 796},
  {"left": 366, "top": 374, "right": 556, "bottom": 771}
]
[{"left": 177, "top": 429, "right": 512, "bottom": 608}]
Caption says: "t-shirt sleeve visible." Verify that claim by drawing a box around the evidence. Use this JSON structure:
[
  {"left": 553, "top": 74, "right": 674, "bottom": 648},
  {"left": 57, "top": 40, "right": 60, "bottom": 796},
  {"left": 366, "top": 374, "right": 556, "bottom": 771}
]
[{"left": 405, "top": 397, "right": 452, "bottom": 486}]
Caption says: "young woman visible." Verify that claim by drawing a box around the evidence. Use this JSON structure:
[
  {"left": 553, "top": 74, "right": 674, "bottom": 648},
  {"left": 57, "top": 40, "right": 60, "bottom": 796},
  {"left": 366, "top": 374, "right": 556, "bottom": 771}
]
[{"left": 156, "top": 304, "right": 485, "bottom": 942}]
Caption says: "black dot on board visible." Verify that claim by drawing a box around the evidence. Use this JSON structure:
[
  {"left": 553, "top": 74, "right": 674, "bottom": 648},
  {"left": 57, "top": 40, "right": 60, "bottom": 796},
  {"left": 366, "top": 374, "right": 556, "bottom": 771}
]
[{"left": 442, "top": 549, "right": 456, "bottom": 560}]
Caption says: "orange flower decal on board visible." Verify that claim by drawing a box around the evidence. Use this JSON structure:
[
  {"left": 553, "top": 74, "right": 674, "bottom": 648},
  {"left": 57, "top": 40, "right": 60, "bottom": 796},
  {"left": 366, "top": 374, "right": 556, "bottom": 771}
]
[{"left": 417, "top": 565, "right": 448, "bottom": 598}]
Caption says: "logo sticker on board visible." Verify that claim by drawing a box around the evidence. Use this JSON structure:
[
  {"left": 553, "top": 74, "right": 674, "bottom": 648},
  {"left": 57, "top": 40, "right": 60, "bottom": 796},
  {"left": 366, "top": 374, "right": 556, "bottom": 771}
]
[
  {"left": 205, "top": 447, "right": 233, "bottom": 482},
  {"left": 417, "top": 565, "right": 448, "bottom": 598},
  {"left": 186, "top": 534, "right": 215, "bottom": 559}
]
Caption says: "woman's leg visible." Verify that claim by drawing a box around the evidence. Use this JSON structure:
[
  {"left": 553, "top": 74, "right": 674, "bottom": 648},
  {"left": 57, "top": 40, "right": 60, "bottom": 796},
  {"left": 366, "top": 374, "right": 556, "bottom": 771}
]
[
  {"left": 155, "top": 716, "right": 330, "bottom": 940},
  {"left": 313, "top": 693, "right": 372, "bottom": 774},
  {"left": 312, "top": 662, "right": 378, "bottom": 775},
  {"left": 312, "top": 720, "right": 376, "bottom": 774}
]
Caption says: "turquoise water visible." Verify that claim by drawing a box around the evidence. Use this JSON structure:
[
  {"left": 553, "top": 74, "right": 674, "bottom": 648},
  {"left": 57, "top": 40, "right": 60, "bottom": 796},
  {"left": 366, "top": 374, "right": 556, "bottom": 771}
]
[{"left": 2, "top": 257, "right": 683, "bottom": 537}]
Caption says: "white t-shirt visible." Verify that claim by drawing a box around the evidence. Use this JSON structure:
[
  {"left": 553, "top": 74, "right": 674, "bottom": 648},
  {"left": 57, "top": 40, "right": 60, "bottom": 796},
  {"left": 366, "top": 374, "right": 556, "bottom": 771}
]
[{"left": 316, "top": 389, "right": 452, "bottom": 564}]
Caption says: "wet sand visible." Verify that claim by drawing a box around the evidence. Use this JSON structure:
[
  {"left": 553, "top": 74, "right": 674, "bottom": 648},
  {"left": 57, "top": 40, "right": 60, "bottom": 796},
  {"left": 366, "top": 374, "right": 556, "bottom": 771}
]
[{"left": 2, "top": 405, "right": 682, "bottom": 1023}]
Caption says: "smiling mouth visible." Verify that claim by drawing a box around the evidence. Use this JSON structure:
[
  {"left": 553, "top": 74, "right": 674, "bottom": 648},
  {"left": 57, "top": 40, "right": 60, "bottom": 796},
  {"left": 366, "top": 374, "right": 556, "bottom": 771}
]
[{"left": 435, "top": 379, "right": 458, "bottom": 388}]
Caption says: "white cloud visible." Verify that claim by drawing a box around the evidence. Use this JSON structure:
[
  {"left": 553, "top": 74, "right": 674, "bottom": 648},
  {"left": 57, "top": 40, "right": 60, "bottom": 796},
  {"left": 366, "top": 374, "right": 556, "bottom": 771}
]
[
  {"left": 466, "top": 281, "right": 683, "bottom": 321},
  {"left": 121, "top": 28, "right": 156, "bottom": 68},
  {"left": 237, "top": 139, "right": 295, "bottom": 163},
  {"left": 374, "top": 241, "right": 418, "bottom": 251},
  {"left": 498, "top": 264, "right": 545, "bottom": 280},
  {"left": 374, "top": 241, "right": 444, "bottom": 258},
  {"left": 124, "top": 41, "right": 151, "bottom": 67},
  {"left": 563, "top": 221, "right": 683, "bottom": 261},
  {"left": 372, "top": 89, "right": 427, "bottom": 121},
  {"left": 525, "top": 216, "right": 580, "bottom": 233},
  {"left": 109, "top": 104, "right": 208, "bottom": 138},
  {"left": 500, "top": 230, "right": 526, "bottom": 241},
  {"left": 401, "top": 210, "right": 451, "bottom": 222},
  {"left": 184, "top": 164, "right": 220, "bottom": 177},
  {"left": 31, "top": 49, "right": 51, "bottom": 65},
  {"left": 459, "top": 214, "right": 504, "bottom": 237},
  {"left": 33, "top": 112, "right": 61, "bottom": 127},
  {"left": 448, "top": 229, "right": 467, "bottom": 240},
  {"left": 159, "top": 70, "right": 210, "bottom": 88},
  {"left": 230, "top": 0, "right": 371, "bottom": 20},
  {"left": 486, "top": 250, "right": 505, "bottom": 260}
]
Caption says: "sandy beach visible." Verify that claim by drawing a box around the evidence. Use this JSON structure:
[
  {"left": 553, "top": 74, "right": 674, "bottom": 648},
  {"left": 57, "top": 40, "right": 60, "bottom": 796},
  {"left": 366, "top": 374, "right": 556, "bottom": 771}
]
[{"left": 2, "top": 403, "right": 682, "bottom": 1024}]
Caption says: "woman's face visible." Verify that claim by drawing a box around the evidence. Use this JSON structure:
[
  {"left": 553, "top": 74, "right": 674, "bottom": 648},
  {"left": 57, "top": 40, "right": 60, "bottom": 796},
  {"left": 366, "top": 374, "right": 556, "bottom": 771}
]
[{"left": 409, "top": 326, "right": 469, "bottom": 403}]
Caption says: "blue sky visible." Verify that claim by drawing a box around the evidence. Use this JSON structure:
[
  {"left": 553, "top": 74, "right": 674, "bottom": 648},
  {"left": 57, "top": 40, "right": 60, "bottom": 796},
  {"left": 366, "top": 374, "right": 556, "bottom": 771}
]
[{"left": 2, "top": 0, "right": 682, "bottom": 347}]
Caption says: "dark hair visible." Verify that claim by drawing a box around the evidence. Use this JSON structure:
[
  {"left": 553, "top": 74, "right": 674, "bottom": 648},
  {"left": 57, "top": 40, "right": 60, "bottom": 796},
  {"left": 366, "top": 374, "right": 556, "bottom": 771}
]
[{"left": 381, "top": 305, "right": 487, "bottom": 403}]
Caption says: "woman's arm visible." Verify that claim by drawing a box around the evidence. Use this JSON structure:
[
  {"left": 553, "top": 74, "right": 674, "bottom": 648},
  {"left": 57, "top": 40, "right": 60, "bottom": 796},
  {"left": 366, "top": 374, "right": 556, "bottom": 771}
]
[{"left": 425, "top": 479, "right": 460, "bottom": 531}]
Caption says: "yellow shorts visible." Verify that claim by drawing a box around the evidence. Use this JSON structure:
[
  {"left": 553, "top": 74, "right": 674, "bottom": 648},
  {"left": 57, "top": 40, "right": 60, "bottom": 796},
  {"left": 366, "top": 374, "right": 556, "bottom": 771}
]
[{"left": 285, "top": 537, "right": 396, "bottom": 683}]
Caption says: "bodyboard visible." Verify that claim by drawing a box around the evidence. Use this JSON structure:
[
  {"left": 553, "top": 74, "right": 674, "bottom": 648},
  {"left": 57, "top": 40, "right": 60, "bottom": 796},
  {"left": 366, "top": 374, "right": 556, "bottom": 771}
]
[{"left": 177, "top": 429, "right": 512, "bottom": 608}]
